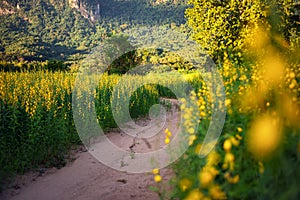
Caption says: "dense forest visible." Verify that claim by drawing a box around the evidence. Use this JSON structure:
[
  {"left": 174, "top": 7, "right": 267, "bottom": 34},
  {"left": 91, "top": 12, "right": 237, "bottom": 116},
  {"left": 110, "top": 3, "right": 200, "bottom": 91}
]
[{"left": 0, "top": 0, "right": 187, "bottom": 64}]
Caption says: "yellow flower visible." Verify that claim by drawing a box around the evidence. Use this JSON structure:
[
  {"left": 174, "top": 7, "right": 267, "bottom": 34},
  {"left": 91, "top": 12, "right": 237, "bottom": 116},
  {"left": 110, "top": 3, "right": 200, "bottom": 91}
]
[
  {"left": 225, "top": 152, "right": 235, "bottom": 162},
  {"left": 199, "top": 170, "right": 214, "bottom": 188},
  {"left": 184, "top": 189, "right": 204, "bottom": 200},
  {"left": 225, "top": 99, "right": 231, "bottom": 107},
  {"left": 223, "top": 152, "right": 235, "bottom": 171},
  {"left": 209, "top": 185, "right": 227, "bottom": 199},
  {"left": 189, "top": 135, "right": 197, "bottom": 146},
  {"left": 203, "top": 166, "right": 219, "bottom": 176},
  {"left": 206, "top": 151, "right": 221, "bottom": 166},
  {"left": 181, "top": 104, "right": 186, "bottom": 110},
  {"left": 224, "top": 173, "right": 239, "bottom": 184},
  {"left": 231, "top": 175, "right": 239, "bottom": 184},
  {"left": 237, "top": 127, "right": 243, "bottom": 132},
  {"left": 289, "top": 72, "right": 296, "bottom": 78},
  {"left": 165, "top": 137, "right": 170, "bottom": 144},
  {"left": 200, "top": 111, "right": 206, "bottom": 117},
  {"left": 187, "top": 128, "right": 195, "bottom": 134},
  {"left": 179, "top": 178, "right": 192, "bottom": 192},
  {"left": 289, "top": 82, "right": 296, "bottom": 89},
  {"left": 154, "top": 174, "right": 162, "bottom": 183},
  {"left": 152, "top": 168, "right": 159, "bottom": 175},
  {"left": 183, "top": 113, "right": 191, "bottom": 119},
  {"left": 230, "top": 136, "right": 240, "bottom": 146},
  {"left": 247, "top": 115, "right": 282, "bottom": 159},
  {"left": 235, "top": 134, "right": 242, "bottom": 140},
  {"left": 223, "top": 139, "right": 232, "bottom": 152},
  {"left": 195, "top": 143, "right": 202, "bottom": 154},
  {"left": 165, "top": 130, "right": 172, "bottom": 137},
  {"left": 262, "top": 55, "right": 285, "bottom": 84}
]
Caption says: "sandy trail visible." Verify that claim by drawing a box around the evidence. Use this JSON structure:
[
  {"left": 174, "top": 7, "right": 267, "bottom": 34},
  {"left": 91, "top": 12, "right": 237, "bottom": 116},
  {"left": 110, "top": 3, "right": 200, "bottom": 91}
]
[{"left": 0, "top": 99, "right": 180, "bottom": 200}]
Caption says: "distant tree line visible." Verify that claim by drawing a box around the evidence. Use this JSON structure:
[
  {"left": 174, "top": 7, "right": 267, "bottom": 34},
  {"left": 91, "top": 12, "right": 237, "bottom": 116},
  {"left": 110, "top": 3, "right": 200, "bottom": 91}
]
[{"left": 0, "top": 60, "right": 70, "bottom": 72}]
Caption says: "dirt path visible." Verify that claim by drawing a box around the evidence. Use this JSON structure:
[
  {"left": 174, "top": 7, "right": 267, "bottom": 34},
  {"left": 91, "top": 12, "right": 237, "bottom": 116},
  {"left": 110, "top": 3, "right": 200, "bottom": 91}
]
[
  {"left": 1, "top": 149, "right": 172, "bottom": 200},
  {"left": 0, "top": 99, "right": 180, "bottom": 200}
]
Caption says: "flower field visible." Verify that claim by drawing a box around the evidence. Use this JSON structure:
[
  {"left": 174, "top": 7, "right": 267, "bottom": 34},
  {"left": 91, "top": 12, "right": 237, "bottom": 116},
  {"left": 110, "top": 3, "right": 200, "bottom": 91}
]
[
  {"left": 0, "top": 71, "right": 190, "bottom": 180},
  {"left": 1, "top": 43, "right": 299, "bottom": 198},
  {"left": 152, "top": 28, "right": 300, "bottom": 199},
  {"left": 0, "top": 0, "right": 299, "bottom": 199},
  {"left": 1, "top": 31, "right": 300, "bottom": 198},
  {"left": 0, "top": 4, "right": 299, "bottom": 197}
]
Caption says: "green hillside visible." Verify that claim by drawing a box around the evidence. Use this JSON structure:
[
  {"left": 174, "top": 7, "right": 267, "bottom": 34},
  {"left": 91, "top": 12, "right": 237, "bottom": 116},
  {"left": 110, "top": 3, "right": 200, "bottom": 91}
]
[{"left": 0, "top": 0, "right": 187, "bottom": 62}]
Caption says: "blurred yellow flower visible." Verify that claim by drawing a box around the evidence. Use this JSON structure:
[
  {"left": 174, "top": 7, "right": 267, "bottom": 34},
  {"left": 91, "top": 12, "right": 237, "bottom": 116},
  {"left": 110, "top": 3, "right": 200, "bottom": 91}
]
[
  {"left": 223, "top": 152, "right": 235, "bottom": 171},
  {"left": 165, "top": 129, "right": 172, "bottom": 137},
  {"left": 224, "top": 172, "right": 239, "bottom": 184},
  {"left": 225, "top": 99, "right": 231, "bottom": 107},
  {"left": 225, "top": 152, "right": 235, "bottom": 162},
  {"left": 152, "top": 168, "right": 159, "bottom": 175},
  {"left": 200, "top": 105, "right": 205, "bottom": 110},
  {"left": 206, "top": 151, "right": 221, "bottom": 166},
  {"left": 154, "top": 174, "right": 162, "bottom": 183},
  {"left": 258, "top": 161, "right": 264, "bottom": 174},
  {"left": 184, "top": 189, "right": 204, "bottom": 200},
  {"left": 223, "top": 139, "right": 232, "bottom": 152},
  {"left": 231, "top": 175, "right": 239, "bottom": 184},
  {"left": 179, "top": 178, "right": 192, "bottom": 192},
  {"left": 289, "top": 72, "right": 296, "bottom": 79},
  {"left": 195, "top": 143, "right": 202, "bottom": 154},
  {"left": 187, "top": 128, "right": 195, "bottom": 134},
  {"left": 209, "top": 185, "right": 227, "bottom": 199},
  {"left": 189, "top": 135, "right": 197, "bottom": 146},
  {"left": 237, "top": 127, "right": 243, "bottom": 132},
  {"left": 200, "top": 111, "right": 207, "bottom": 117},
  {"left": 247, "top": 114, "right": 282, "bottom": 159},
  {"left": 230, "top": 137, "right": 240, "bottom": 146},
  {"left": 199, "top": 170, "right": 214, "bottom": 188},
  {"left": 280, "top": 96, "right": 300, "bottom": 127},
  {"left": 165, "top": 137, "right": 170, "bottom": 145},
  {"left": 262, "top": 55, "right": 285, "bottom": 84},
  {"left": 235, "top": 134, "right": 242, "bottom": 140}
]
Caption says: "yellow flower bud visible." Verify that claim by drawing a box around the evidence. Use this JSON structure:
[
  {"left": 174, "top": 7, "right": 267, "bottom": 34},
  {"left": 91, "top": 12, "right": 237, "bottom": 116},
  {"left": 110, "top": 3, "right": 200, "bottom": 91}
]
[
  {"left": 165, "top": 137, "right": 170, "bottom": 144},
  {"left": 225, "top": 152, "right": 235, "bottom": 162},
  {"left": 237, "top": 127, "right": 243, "bottom": 132},
  {"left": 225, "top": 99, "right": 231, "bottom": 107},
  {"left": 223, "top": 139, "right": 232, "bottom": 151},
  {"left": 152, "top": 168, "right": 159, "bottom": 175},
  {"left": 154, "top": 174, "right": 162, "bottom": 183},
  {"left": 179, "top": 178, "right": 192, "bottom": 192}
]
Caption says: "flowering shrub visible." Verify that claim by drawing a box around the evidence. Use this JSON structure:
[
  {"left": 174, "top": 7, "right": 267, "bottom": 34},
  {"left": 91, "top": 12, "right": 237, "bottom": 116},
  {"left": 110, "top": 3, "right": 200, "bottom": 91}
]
[{"left": 149, "top": 1, "right": 300, "bottom": 199}]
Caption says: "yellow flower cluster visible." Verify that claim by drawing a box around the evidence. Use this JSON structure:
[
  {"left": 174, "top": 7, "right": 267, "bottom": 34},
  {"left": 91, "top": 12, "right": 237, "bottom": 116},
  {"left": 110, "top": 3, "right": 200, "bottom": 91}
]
[
  {"left": 152, "top": 168, "right": 162, "bottom": 183},
  {"left": 0, "top": 71, "right": 74, "bottom": 117},
  {"left": 164, "top": 128, "right": 172, "bottom": 144},
  {"left": 180, "top": 93, "right": 200, "bottom": 146},
  {"left": 183, "top": 150, "right": 227, "bottom": 200}
]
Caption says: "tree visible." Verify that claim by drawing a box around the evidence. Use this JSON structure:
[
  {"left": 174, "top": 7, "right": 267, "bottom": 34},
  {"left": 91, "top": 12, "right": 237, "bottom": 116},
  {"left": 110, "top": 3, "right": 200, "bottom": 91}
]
[{"left": 185, "top": 0, "right": 298, "bottom": 62}]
